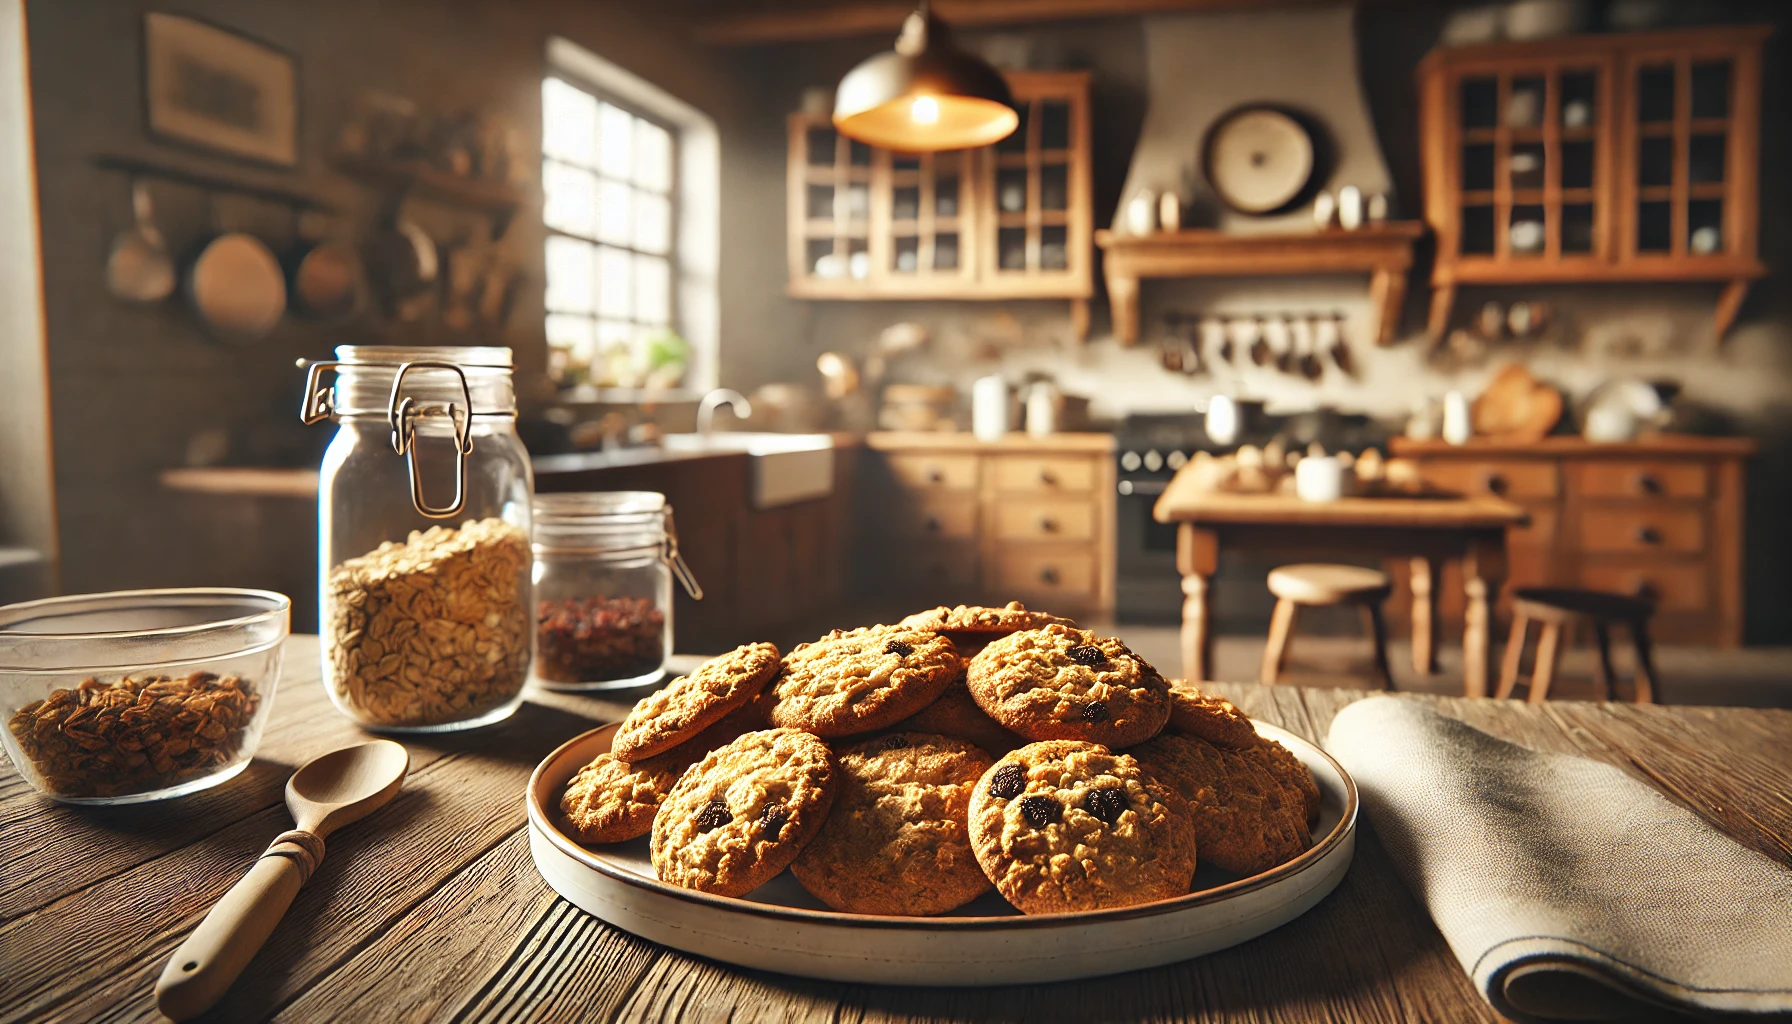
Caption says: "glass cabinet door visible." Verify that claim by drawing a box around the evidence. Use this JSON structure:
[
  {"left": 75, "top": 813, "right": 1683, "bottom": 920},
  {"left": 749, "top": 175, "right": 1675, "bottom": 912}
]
[
  {"left": 1623, "top": 53, "right": 1736, "bottom": 259},
  {"left": 794, "top": 119, "right": 872, "bottom": 284},
  {"left": 980, "top": 80, "right": 1087, "bottom": 288},
  {"left": 883, "top": 149, "right": 976, "bottom": 287},
  {"left": 1451, "top": 61, "right": 1607, "bottom": 264}
]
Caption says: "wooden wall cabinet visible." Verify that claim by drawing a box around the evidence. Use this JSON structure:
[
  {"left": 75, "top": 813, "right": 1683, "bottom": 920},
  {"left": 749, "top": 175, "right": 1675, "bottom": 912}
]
[
  {"left": 1386, "top": 436, "right": 1751, "bottom": 647},
  {"left": 787, "top": 72, "right": 1093, "bottom": 333},
  {"left": 1419, "top": 26, "right": 1768, "bottom": 342},
  {"left": 858, "top": 433, "right": 1114, "bottom": 614}
]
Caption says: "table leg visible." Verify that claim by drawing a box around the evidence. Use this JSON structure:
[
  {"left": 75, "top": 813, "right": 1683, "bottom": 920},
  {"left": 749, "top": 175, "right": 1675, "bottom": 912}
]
[
  {"left": 1461, "top": 531, "right": 1508, "bottom": 699},
  {"left": 1177, "top": 524, "right": 1220, "bottom": 683},
  {"left": 1409, "top": 556, "right": 1441, "bottom": 675}
]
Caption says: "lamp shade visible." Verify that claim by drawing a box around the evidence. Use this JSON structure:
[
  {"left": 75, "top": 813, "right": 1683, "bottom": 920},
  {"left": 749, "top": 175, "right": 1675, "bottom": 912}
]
[{"left": 832, "top": 11, "right": 1018, "bottom": 152}]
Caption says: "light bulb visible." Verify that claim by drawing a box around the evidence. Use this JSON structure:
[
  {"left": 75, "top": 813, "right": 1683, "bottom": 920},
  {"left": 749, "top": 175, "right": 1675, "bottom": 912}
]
[{"left": 910, "top": 95, "right": 940, "bottom": 125}]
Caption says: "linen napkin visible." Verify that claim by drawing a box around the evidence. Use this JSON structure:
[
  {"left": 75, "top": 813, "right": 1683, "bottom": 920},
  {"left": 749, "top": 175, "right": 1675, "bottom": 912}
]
[{"left": 1326, "top": 696, "right": 1792, "bottom": 1023}]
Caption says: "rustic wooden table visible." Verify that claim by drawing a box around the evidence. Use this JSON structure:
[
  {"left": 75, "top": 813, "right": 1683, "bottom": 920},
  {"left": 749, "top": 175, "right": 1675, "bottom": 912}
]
[
  {"left": 1152, "top": 484, "right": 1529, "bottom": 696},
  {"left": 7, "top": 636, "right": 1790, "bottom": 1024}
]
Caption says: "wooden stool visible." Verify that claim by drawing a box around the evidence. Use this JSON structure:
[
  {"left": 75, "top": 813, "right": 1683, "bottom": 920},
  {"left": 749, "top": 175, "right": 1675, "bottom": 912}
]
[
  {"left": 1261, "top": 564, "right": 1394, "bottom": 689},
  {"left": 1496, "top": 587, "right": 1659, "bottom": 704}
]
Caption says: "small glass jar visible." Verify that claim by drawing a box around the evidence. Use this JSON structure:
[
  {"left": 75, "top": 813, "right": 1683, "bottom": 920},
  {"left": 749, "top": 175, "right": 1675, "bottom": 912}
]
[
  {"left": 300, "top": 346, "right": 534, "bottom": 731},
  {"left": 531, "top": 492, "right": 701, "bottom": 690}
]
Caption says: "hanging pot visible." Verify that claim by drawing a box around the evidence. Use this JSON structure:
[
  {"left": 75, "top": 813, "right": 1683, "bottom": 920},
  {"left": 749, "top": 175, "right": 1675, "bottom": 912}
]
[
  {"left": 187, "top": 194, "right": 285, "bottom": 343},
  {"left": 285, "top": 208, "right": 363, "bottom": 325},
  {"left": 106, "top": 179, "right": 176, "bottom": 303}
]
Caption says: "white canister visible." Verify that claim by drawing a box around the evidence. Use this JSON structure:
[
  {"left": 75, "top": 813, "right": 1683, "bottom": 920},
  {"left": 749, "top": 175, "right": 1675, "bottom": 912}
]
[
  {"left": 1338, "top": 186, "right": 1364, "bottom": 231},
  {"left": 971, "top": 375, "right": 1011, "bottom": 440},
  {"left": 1204, "top": 394, "right": 1239, "bottom": 447},
  {"left": 1295, "top": 455, "right": 1345, "bottom": 503},
  {"left": 1158, "top": 192, "right": 1181, "bottom": 233},
  {"left": 1442, "top": 390, "right": 1473, "bottom": 445},
  {"left": 1125, "top": 189, "right": 1158, "bottom": 235},
  {"left": 1024, "top": 383, "right": 1059, "bottom": 437}
]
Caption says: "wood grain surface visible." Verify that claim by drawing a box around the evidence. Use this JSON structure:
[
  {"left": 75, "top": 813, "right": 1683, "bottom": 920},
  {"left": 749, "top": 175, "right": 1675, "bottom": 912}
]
[
  {"left": 4, "top": 635, "right": 1788, "bottom": 1024},
  {"left": 1153, "top": 485, "right": 1528, "bottom": 530}
]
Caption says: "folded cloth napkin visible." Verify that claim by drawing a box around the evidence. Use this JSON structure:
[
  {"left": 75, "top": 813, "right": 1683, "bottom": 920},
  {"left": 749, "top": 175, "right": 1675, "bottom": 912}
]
[{"left": 1327, "top": 696, "right": 1792, "bottom": 1023}]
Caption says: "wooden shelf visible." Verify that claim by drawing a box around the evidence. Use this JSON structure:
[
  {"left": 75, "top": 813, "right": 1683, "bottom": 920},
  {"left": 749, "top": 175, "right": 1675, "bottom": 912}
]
[
  {"left": 1095, "top": 222, "right": 1425, "bottom": 346},
  {"left": 330, "top": 149, "right": 529, "bottom": 230}
]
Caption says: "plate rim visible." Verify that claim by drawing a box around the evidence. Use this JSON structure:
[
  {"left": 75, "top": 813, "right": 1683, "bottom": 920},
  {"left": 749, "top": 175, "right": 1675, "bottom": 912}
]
[{"left": 526, "top": 719, "right": 1357, "bottom": 930}]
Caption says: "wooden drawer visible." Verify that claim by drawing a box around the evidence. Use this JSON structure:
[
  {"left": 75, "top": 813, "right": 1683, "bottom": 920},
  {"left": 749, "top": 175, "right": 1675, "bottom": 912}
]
[
  {"left": 1577, "top": 560, "right": 1709, "bottom": 614},
  {"left": 1573, "top": 461, "right": 1709, "bottom": 500},
  {"left": 1575, "top": 506, "right": 1705, "bottom": 554},
  {"left": 885, "top": 453, "right": 979, "bottom": 491},
  {"left": 991, "top": 499, "right": 1095, "bottom": 542},
  {"left": 990, "top": 546, "right": 1097, "bottom": 603},
  {"left": 1509, "top": 504, "right": 1557, "bottom": 550},
  {"left": 875, "top": 540, "right": 979, "bottom": 592},
  {"left": 989, "top": 455, "right": 1096, "bottom": 494},
  {"left": 880, "top": 493, "right": 977, "bottom": 539},
  {"left": 1420, "top": 459, "right": 1558, "bottom": 499}
]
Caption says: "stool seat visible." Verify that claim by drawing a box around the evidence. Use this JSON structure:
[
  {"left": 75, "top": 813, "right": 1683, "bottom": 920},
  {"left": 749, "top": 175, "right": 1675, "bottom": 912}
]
[
  {"left": 1268, "top": 564, "right": 1392, "bottom": 605},
  {"left": 1511, "top": 587, "right": 1653, "bottom": 624},
  {"left": 1498, "top": 587, "right": 1658, "bottom": 704},
  {"left": 1260, "top": 563, "right": 1393, "bottom": 689}
]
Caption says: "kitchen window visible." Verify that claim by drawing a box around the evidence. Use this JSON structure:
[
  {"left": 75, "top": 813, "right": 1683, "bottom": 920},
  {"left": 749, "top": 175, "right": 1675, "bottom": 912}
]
[{"left": 542, "top": 39, "right": 719, "bottom": 395}]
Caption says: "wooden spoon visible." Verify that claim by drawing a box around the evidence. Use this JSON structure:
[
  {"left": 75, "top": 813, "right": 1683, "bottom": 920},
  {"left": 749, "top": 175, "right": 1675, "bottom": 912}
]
[{"left": 155, "top": 740, "right": 410, "bottom": 1021}]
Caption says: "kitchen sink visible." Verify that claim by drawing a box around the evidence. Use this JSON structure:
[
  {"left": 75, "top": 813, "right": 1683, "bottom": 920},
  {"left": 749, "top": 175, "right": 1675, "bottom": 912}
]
[{"left": 660, "top": 432, "right": 835, "bottom": 509}]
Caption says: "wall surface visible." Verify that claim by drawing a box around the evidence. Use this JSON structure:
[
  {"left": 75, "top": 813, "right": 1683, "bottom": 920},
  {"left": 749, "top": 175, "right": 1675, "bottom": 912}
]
[
  {"left": 716, "top": 2, "right": 1792, "bottom": 641},
  {"left": 24, "top": 0, "right": 743, "bottom": 599}
]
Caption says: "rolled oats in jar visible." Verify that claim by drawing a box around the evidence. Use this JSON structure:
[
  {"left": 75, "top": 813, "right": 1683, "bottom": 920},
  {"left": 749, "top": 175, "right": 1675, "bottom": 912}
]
[{"left": 302, "top": 346, "right": 534, "bottom": 730}]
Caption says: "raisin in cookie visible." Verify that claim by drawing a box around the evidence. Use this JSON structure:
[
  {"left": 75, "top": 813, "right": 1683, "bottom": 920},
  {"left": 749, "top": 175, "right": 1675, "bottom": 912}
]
[
  {"left": 966, "top": 625, "right": 1170, "bottom": 748},
  {"left": 650, "top": 728, "right": 836, "bottom": 897},
  {"left": 890, "top": 679, "right": 1026, "bottom": 755},
  {"left": 765, "top": 627, "right": 960, "bottom": 738},
  {"left": 1133, "top": 732, "right": 1310, "bottom": 876},
  {"left": 791, "top": 732, "right": 995, "bottom": 916},
  {"left": 899, "top": 602, "right": 1075, "bottom": 657},
  {"left": 1165, "top": 683, "right": 1260, "bottom": 749},
  {"left": 558, "top": 708, "right": 764, "bottom": 845},
  {"left": 612, "top": 642, "right": 781, "bottom": 762},
  {"left": 969, "top": 740, "right": 1195, "bottom": 914}
]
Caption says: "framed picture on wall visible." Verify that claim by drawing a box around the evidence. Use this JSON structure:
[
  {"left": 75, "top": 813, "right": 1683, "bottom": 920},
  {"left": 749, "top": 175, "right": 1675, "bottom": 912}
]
[{"left": 143, "top": 12, "right": 297, "bottom": 167}]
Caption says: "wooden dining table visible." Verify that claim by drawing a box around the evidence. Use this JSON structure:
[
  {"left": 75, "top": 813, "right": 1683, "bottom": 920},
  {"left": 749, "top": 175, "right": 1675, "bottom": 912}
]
[
  {"left": 1153, "top": 479, "right": 1529, "bottom": 695},
  {"left": 7, "top": 635, "right": 1790, "bottom": 1023}
]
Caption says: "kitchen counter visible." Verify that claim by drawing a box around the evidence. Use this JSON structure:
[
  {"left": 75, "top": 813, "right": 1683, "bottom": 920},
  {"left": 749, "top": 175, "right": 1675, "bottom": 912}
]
[
  {"left": 1390, "top": 434, "right": 1756, "bottom": 457},
  {"left": 7, "top": 634, "right": 1789, "bottom": 1023},
  {"left": 866, "top": 430, "right": 1114, "bottom": 452}
]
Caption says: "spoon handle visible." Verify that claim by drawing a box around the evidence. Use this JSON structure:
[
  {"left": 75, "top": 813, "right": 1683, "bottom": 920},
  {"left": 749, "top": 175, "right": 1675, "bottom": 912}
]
[{"left": 155, "top": 830, "right": 326, "bottom": 1021}]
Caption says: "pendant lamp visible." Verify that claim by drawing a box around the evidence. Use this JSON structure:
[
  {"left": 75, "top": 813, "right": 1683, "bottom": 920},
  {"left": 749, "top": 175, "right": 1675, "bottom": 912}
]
[{"left": 832, "top": 4, "right": 1018, "bottom": 152}]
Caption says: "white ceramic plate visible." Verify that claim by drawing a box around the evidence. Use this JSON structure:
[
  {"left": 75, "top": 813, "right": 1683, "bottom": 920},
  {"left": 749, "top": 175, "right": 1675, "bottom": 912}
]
[{"left": 526, "top": 722, "right": 1358, "bottom": 986}]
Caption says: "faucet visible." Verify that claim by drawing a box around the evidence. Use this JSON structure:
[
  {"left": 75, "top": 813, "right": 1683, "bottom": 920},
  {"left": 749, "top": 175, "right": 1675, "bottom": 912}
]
[{"left": 696, "top": 388, "right": 752, "bottom": 435}]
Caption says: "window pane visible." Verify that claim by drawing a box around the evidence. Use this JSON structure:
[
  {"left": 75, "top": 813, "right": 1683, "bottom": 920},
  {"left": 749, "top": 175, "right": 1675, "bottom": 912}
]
[
  {"left": 545, "top": 236, "right": 595, "bottom": 314},
  {"left": 598, "top": 178, "right": 632, "bottom": 246},
  {"left": 542, "top": 79, "right": 597, "bottom": 167},
  {"left": 599, "top": 103, "right": 633, "bottom": 179},
  {"left": 635, "top": 118, "right": 672, "bottom": 192},
  {"left": 594, "top": 320, "right": 636, "bottom": 387},
  {"left": 635, "top": 254, "right": 670, "bottom": 325},
  {"left": 634, "top": 191, "right": 671, "bottom": 254},
  {"left": 597, "top": 245, "right": 632, "bottom": 319},
  {"left": 546, "top": 313, "right": 596, "bottom": 361},
  {"left": 542, "top": 159, "right": 598, "bottom": 238}
]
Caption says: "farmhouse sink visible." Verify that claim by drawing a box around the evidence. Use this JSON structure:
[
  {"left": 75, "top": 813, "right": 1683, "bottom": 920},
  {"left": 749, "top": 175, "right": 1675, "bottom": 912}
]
[{"left": 660, "top": 432, "right": 835, "bottom": 509}]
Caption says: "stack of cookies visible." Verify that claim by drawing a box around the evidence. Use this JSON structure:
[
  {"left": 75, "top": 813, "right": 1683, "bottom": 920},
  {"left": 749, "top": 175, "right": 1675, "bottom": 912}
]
[{"left": 557, "top": 601, "right": 1321, "bottom": 916}]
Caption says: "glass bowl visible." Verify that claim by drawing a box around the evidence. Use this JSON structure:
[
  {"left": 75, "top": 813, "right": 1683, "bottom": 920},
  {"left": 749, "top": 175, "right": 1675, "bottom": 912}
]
[{"left": 0, "top": 588, "right": 290, "bottom": 804}]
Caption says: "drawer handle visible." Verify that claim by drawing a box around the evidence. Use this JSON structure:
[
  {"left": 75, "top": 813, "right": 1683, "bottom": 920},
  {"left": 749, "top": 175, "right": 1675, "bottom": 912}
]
[
  {"left": 926, "top": 468, "right": 945, "bottom": 484},
  {"left": 1039, "top": 515, "right": 1060, "bottom": 533},
  {"left": 1040, "top": 567, "right": 1061, "bottom": 585},
  {"left": 1636, "top": 473, "right": 1663, "bottom": 496},
  {"left": 1482, "top": 472, "right": 1509, "bottom": 496},
  {"left": 1635, "top": 525, "right": 1663, "bottom": 546},
  {"left": 1631, "top": 580, "right": 1661, "bottom": 603},
  {"left": 1039, "top": 468, "right": 1059, "bottom": 486},
  {"left": 924, "top": 516, "right": 941, "bottom": 533}
]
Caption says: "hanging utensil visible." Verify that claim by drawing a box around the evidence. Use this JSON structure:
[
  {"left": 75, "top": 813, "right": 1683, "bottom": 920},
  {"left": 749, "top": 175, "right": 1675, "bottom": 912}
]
[
  {"left": 1247, "top": 315, "right": 1272, "bottom": 368},
  {"left": 1215, "top": 315, "right": 1236, "bottom": 365},
  {"left": 1180, "top": 318, "right": 1205, "bottom": 376},
  {"left": 365, "top": 197, "right": 438, "bottom": 321},
  {"left": 284, "top": 207, "right": 362, "bottom": 325},
  {"left": 1262, "top": 314, "right": 1291, "bottom": 372},
  {"left": 1324, "top": 312, "right": 1356, "bottom": 377},
  {"left": 187, "top": 192, "right": 286, "bottom": 343},
  {"left": 106, "top": 178, "right": 176, "bottom": 303},
  {"left": 1298, "top": 314, "right": 1325, "bottom": 381}
]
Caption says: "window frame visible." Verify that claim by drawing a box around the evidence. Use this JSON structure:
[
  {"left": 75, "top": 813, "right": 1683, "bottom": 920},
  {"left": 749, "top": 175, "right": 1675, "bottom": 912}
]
[{"left": 541, "top": 72, "right": 682, "bottom": 387}]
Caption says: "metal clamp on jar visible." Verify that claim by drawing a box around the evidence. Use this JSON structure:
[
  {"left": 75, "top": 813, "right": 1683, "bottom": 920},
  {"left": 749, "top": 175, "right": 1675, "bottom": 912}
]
[
  {"left": 531, "top": 492, "right": 701, "bottom": 691},
  {"left": 299, "top": 346, "right": 534, "bottom": 731}
]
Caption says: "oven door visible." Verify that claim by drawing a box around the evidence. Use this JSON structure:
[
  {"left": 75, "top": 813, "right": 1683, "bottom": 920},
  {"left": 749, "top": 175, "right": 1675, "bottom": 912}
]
[{"left": 1114, "top": 479, "right": 1184, "bottom": 622}]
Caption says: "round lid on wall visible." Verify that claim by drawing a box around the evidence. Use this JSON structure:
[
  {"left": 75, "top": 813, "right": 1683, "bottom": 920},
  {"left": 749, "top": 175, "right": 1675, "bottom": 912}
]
[{"left": 1201, "top": 106, "right": 1319, "bottom": 215}]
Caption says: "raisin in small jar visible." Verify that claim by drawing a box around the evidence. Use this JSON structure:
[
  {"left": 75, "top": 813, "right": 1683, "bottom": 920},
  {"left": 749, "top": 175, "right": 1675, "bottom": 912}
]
[{"left": 531, "top": 492, "right": 701, "bottom": 690}]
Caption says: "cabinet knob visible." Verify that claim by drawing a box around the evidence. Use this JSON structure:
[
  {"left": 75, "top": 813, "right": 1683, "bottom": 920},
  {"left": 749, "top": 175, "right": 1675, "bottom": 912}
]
[
  {"left": 1483, "top": 472, "right": 1509, "bottom": 496},
  {"left": 927, "top": 468, "right": 945, "bottom": 484},
  {"left": 1636, "top": 473, "right": 1663, "bottom": 495},
  {"left": 1635, "top": 525, "right": 1663, "bottom": 546},
  {"left": 924, "top": 516, "right": 941, "bottom": 533},
  {"left": 1039, "top": 515, "right": 1059, "bottom": 533},
  {"left": 1039, "top": 567, "right": 1061, "bottom": 585},
  {"left": 1039, "top": 469, "right": 1059, "bottom": 486},
  {"left": 1632, "top": 579, "right": 1661, "bottom": 603}
]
